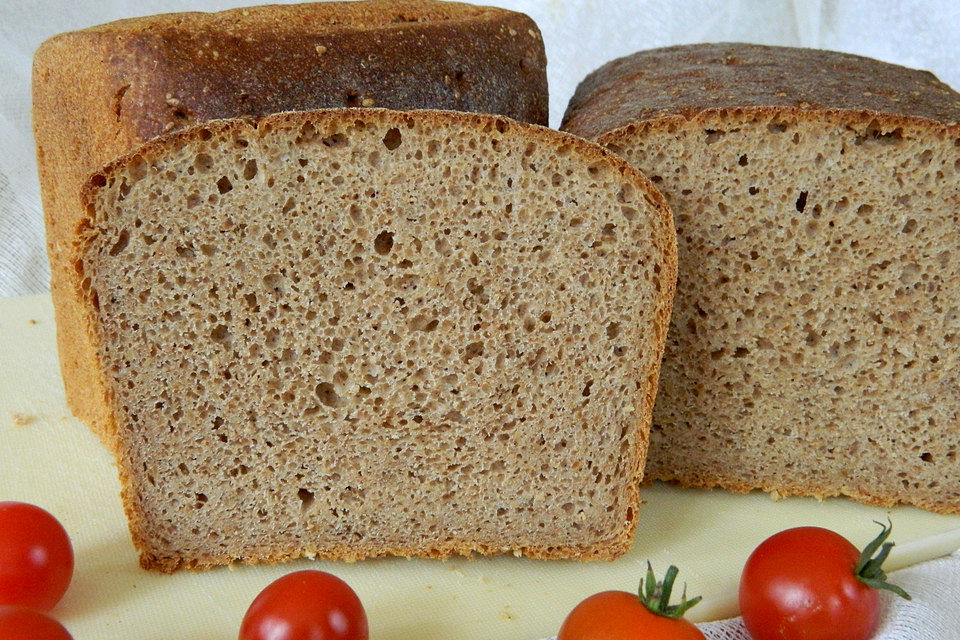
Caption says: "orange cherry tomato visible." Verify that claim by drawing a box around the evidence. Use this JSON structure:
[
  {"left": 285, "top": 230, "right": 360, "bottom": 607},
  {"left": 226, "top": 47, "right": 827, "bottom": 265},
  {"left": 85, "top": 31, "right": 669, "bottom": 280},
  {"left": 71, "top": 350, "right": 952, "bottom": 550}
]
[
  {"left": 558, "top": 590, "right": 705, "bottom": 640},
  {"left": 558, "top": 564, "right": 705, "bottom": 640}
]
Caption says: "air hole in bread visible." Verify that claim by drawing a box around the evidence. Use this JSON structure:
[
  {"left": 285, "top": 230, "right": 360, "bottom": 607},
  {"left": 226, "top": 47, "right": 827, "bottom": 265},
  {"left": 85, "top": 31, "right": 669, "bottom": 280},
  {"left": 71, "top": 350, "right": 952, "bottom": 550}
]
[
  {"left": 322, "top": 133, "right": 349, "bottom": 148},
  {"left": 315, "top": 382, "right": 345, "bottom": 408},
  {"left": 210, "top": 324, "right": 229, "bottom": 343},
  {"left": 374, "top": 231, "right": 394, "bottom": 255},
  {"left": 297, "top": 488, "right": 315, "bottom": 512},
  {"left": 383, "top": 128, "right": 402, "bottom": 150},
  {"left": 109, "top": 230, "right": 130, "bottom": 256}
]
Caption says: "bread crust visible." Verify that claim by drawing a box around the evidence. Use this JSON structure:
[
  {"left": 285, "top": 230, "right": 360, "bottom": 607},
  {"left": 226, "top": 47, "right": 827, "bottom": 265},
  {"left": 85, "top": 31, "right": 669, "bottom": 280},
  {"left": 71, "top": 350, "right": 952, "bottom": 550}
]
[
  {"left": 562, "top": 43, "right": 960, "bottom": 515},
  {"left": 33, "top": 1, "right": 547, "bottom": 446},
  {"left": 77, "top": 108, "right": 677, "bottom": 571},
  {"left": 561, "top": 42, "right": 960, "bottom": 139}
]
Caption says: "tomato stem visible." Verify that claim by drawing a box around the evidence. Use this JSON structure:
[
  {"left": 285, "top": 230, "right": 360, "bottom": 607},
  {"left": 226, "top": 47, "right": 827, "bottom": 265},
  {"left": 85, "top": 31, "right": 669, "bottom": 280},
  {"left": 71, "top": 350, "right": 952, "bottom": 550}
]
[
  {"left": 854, "top": 520, "right": 911, "bottom": 600},
  {"left": 638, "top": 561, "right": 702, "bottom": 619}
]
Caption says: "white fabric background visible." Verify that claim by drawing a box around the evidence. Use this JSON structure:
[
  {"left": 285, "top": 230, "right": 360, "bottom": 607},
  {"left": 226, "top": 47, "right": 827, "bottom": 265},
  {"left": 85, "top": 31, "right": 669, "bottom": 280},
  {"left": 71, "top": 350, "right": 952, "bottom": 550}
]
[{"left": 1, "top": 0, "right": 959, "bottom": 637}]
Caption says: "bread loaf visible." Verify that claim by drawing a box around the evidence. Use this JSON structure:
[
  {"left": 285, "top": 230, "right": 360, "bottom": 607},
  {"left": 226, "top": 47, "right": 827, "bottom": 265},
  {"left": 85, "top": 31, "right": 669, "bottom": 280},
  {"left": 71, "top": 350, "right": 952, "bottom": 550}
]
[
  {"left": 76, "top": 109, "right": 676, "bottom": 570},
  {"left": 562, "top": 43, "right": 960, "bottom": 513},
  {"left": 33, "top": 1, "right": 547, "bottom": 443}
]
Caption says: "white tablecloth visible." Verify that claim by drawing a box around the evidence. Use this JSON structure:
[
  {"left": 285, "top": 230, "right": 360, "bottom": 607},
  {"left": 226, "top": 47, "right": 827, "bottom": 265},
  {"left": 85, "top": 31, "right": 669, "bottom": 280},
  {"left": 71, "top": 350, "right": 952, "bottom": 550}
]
[{"left": 1, "top": 1, "right": 958, "bottom": 637}]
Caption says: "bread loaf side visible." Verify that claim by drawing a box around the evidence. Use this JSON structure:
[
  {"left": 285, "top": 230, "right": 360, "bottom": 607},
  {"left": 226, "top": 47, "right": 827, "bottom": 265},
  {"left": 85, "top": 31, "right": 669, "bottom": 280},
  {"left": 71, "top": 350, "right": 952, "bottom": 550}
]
[
  {"left": 563, "top": 44, "right": 960, "bottom": 513},
  {"left": 34, "top": 1, "right": 548, "bottom": 443},
  {"left": 78, "top": 109, "right": 676, "bottom": 570}
]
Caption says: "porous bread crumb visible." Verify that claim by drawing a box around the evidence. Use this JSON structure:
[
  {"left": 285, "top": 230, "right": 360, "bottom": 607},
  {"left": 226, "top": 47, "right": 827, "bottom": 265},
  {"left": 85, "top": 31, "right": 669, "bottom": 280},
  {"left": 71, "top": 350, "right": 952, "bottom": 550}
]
[{"left": 78, "top": 108, "right": 676, "bottom": 571}]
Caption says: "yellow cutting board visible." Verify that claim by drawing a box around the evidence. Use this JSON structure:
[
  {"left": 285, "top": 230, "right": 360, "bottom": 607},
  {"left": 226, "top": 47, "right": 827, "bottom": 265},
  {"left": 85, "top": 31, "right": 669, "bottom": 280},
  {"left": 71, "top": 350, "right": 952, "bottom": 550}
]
[{"left": 2, "top": 293, "right": 958, "bottom": 640}]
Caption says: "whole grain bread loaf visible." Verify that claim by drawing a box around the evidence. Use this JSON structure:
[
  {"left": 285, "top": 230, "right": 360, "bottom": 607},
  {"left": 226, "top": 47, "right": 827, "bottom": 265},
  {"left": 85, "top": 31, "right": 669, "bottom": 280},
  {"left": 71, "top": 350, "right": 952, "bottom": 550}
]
[
  {"left": 33, "top": 1, "right": 547, "bottom": 443},
  {"left": 76, "top": 108, "right": 676, "bottom": 570},
  {"left": 562, "top": 43, "right": 960, "bottom": 513}
]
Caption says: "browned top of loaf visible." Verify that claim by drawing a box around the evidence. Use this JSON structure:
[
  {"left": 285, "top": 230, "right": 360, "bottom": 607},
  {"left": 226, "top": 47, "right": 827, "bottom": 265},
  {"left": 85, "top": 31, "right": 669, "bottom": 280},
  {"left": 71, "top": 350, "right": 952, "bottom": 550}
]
[
  {"left": 562, "top": 43, "right": 960, "bottom": 139},
  {"left": 38, "top": 1, "right": 548, "bottom": 138}
]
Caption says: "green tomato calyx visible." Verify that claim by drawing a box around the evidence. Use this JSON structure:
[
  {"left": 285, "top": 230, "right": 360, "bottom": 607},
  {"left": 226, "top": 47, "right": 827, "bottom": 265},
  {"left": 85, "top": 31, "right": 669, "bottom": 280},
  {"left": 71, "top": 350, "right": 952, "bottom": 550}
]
[
  {"left": 637, "top": 561, "right": 702, "bottom": 619},
  {"left": 854, "top": 519, "right": 911, "bottom": 600}
]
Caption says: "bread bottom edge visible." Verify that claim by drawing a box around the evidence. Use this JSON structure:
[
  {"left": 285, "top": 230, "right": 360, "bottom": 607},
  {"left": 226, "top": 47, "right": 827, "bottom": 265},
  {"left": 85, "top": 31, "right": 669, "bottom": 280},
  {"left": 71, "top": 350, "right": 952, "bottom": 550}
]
[
  {"left": 137, "top": 534, "right": 635, "bottom": 573},
  {"left": 647, "top": 473, "right": 960, "bottom": 516}
]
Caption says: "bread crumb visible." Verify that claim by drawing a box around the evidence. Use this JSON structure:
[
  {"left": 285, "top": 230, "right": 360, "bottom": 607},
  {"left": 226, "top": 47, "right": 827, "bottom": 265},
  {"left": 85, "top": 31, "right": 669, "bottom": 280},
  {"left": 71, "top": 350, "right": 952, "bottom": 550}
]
[
  {"left": 500, "top": 606, "right": 516, "bottom": 621},
  {"left": 315, "top": 45, "right": 327, "bottom": 55},
  {"left": 29, "top": 319, "right": 37, "bottom": 325},
  {"left": 769, "top": 489, "right": 784, "bottom": 501},
  {"left": 10, "top": 412, "right": 35, "bottom": 427},
  {"left": 361, "top": 98, "right": 375, "bottom": 107}
]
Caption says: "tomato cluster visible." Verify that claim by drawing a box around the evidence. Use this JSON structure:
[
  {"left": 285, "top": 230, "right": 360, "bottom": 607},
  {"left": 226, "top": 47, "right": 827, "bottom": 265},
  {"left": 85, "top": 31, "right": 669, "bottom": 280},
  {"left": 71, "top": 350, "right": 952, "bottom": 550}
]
[
  {"left": 0, "top": 497, "right": 911, "bottom": 640},
  {"left": 557, "top": 521, "right": 909, "bottom": 640}
]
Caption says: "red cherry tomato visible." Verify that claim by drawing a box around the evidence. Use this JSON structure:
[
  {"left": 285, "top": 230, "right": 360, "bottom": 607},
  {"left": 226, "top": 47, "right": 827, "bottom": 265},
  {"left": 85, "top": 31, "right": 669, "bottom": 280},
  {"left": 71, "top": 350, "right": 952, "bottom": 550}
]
[
  {"left": 239, "top": 570, "right": 368, "bottom": 640},
  {"left": 739, "top": 525, "right": 905, "bottom": 640},
  {"left": 0, "top": 606, "right": 73, "bottom": 640},
  {"left": 0, "top": 502, "right": 74, "bottom": 611},
  {"left": 557, "top": 590, "right": 705, "bottom": 640}
]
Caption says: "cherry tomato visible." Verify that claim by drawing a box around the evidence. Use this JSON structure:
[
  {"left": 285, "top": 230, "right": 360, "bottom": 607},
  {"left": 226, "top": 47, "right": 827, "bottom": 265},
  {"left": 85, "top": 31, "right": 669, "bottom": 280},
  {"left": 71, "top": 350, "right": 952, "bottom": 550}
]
[
  {"left": 239, "top": 570, "right": 368, "bottom": 640},
  {"left": 558, "top": 564, "right": 705, "bottom": 640},
  {"left": 0, "top": 606, "right": 73, "bottom": 640},
  {"left": 739, "top": 524, "right": 909, "bottom": 640},
  {"left": 558, "top": 591, "right": 705, "bottom": 640},
  {"left": 0, "top": 502, "right": 74, "bottom": 611}
]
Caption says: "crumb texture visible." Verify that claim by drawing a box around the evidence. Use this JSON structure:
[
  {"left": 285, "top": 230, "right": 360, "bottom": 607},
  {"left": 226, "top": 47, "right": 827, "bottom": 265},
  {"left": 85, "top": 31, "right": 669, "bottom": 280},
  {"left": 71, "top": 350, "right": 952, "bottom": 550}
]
[
  {"left": 562, "top": 44, "right": 960, "bottom": 514},
  {"left": 79, "top": 110, "right": 675, "bottom": 569},
  {"left": 610, "top": 114, "right": 960, "bottom": 512}
]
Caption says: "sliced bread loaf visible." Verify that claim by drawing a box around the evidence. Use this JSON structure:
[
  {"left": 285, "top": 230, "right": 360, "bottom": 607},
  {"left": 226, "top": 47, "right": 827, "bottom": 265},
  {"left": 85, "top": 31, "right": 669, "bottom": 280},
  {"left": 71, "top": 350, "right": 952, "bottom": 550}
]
[
  {"left": 76, "top": 109, "right": 676, "bottom": 570},
  {"left": 33, "top": 1, "right": 547, "bottom": 443},
  {"left": 562, "top": 43, "right": 960, "bottom": 513}
]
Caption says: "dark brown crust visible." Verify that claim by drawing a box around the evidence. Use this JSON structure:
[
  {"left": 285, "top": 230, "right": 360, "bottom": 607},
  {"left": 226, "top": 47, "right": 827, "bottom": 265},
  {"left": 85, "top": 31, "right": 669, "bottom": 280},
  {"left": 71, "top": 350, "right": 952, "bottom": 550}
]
[
  {"left": 78, "top": 108, "right": 677, "bottom": 571},
  {"left": 561, "top": 42, "right": 960, "bottom": 140},
  {"left": 33, "top": 1, "right": 547, "bottom": 447},
  {"left": 80, "top": 1, "right": 548, "bottom": 140}
]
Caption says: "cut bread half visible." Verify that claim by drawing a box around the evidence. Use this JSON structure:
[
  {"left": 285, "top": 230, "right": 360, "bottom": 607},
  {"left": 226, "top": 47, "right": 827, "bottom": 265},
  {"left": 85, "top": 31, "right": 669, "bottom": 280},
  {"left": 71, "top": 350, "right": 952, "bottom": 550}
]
[
  {"left": 76, "top": 109, "right": 676, "bottom": 570},
  {"left": 563, "top": 43, "right": 960, "bottom": 513}
]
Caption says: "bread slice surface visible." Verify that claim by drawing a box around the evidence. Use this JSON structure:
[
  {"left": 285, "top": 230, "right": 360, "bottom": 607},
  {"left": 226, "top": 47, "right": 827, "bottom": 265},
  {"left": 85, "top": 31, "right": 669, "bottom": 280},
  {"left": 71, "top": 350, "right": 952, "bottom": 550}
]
[
  {"left": 562, "top": 43, "right": 960, "bottom": 513},
  {"left": 34, "top": 0, "right": 547, "bottom": 443},
  {"left": 78, "top": 108, "right": 676, "bottom": 570}
]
